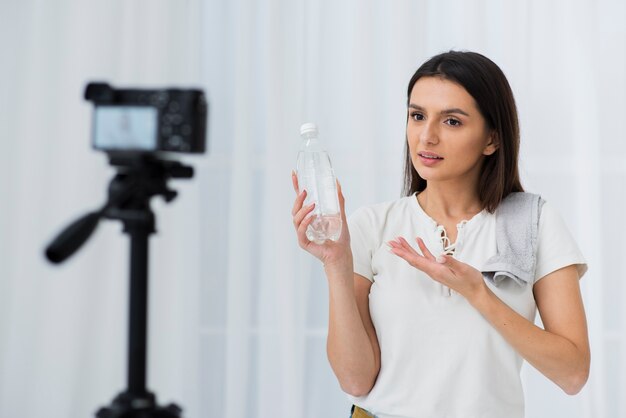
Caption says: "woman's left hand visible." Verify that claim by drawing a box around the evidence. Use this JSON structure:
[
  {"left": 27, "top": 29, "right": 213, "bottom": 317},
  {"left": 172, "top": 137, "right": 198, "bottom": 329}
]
[{"left": 387, "top": 236, "right": 486, "bottom": 299}]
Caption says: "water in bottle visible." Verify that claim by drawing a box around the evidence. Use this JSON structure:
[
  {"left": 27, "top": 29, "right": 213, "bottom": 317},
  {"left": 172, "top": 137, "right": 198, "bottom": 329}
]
[{"left": 296, "top": 123, "right": 342, "bottom": 244}]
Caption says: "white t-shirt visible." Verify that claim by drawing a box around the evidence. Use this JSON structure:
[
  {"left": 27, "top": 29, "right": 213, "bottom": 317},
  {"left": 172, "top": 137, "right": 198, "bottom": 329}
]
[{"left": 346, "top": 192, "right": 588, "bottom": 418}]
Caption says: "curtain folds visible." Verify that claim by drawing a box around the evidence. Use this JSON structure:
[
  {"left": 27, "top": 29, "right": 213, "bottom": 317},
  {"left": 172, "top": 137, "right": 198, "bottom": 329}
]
[{"left": 1, "top": 1, "right": 623, "bottom": 417}]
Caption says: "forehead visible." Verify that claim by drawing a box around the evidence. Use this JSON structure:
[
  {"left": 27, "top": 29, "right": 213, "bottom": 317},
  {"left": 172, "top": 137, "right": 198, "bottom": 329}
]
[{"left": 409, "top": 76, "right": 477, "bottom": 111}]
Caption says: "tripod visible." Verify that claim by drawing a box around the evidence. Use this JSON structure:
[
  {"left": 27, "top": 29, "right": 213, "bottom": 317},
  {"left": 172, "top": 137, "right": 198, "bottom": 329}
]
[{"left": 46, "top": 153, "right": 192, "bottom": 418}]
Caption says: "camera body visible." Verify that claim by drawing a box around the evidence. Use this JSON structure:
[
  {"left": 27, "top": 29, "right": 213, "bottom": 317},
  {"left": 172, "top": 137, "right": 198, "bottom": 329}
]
[{"left": 85, "top": 82, "right": 207, "bottom": 154}]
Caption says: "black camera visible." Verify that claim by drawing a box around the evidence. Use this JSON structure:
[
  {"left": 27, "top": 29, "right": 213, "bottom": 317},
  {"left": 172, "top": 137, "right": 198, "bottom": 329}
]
[{"left": 85, "top": 82, "right": 207, "bottom": 154}]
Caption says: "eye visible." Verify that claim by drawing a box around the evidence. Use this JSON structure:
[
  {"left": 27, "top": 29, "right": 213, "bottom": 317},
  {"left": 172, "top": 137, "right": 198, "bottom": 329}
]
[
  {"left": 410, "top": 112, "right": 425, "bottom": 121},
  {"left": 445, "top": 118, "right": 462, "bottom": 127}
]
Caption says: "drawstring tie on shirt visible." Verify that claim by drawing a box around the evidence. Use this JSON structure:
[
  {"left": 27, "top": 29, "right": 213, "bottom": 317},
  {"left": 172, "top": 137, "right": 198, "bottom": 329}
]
[{"left": 436, "top": 220, "right": 467, "bottom": 296}]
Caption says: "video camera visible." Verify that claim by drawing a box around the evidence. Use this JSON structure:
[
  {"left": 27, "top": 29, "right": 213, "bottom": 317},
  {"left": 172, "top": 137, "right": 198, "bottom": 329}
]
[{"left": 85, "top": 82, "right": 207, "bottom": 154}]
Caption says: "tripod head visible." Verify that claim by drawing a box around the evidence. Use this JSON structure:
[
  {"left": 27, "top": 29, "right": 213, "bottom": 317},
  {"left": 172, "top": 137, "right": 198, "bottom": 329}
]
[{"left": 45, "top": 153, "right": 193, "bottom": 264}]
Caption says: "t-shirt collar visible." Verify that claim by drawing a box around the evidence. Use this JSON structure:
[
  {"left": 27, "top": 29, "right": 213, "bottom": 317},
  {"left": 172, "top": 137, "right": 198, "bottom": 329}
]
[{"left": 410, "top": 191, "right": 487, "bottom": 230}]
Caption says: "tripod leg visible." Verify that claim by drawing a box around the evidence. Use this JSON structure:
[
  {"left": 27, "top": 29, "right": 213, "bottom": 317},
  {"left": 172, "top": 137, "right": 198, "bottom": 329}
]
[{"left": 128, "top": 223, "right": 150, "bottom": 394}]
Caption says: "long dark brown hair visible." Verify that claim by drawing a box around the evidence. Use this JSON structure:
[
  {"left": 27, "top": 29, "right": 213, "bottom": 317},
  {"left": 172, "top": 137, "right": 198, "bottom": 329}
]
[{"left": 402, "top": 51, "right": 524, "bottom": 214}]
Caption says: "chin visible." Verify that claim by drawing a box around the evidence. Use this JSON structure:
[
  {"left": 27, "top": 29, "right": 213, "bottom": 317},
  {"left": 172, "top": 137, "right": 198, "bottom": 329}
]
[
  {"left": 414, "top": 168, "right": 448, "bottom": 183},
  {"left": 414, "top": 166, "right": 435, "bottom": 181}
]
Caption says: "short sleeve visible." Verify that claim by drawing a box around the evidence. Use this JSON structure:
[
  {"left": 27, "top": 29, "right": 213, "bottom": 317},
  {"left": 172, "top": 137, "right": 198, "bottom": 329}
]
[
  {"left": 534, "top": 200, "right": 588, "bottom": 283},
  {"left": 347, "top": 208, "right": 375, "bottom": 282}
]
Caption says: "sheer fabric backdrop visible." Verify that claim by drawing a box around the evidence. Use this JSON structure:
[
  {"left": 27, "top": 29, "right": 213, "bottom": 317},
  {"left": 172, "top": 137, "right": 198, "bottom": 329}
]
[
  {"left": 1, "top": 1, "right": 624, "bottom": 418},
  {"left": 0, "top": 1, "right": 205, "bottom": 417}
]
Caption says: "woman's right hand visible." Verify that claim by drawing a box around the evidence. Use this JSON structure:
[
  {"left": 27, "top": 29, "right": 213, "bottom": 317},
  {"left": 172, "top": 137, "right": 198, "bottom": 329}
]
[{"left": 291, "top": 171, "right": 353, "bottom": 271}]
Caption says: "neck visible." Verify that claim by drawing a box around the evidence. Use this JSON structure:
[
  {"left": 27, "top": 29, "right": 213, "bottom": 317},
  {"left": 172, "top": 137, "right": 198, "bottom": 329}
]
[{"left": 418, "top": 180, "right": 483, "bottom": 221}]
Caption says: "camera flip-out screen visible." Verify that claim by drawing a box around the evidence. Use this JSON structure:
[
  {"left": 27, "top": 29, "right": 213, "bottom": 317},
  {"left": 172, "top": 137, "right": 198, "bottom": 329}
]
[{"left": 94, "top": 106, "right": 158, "bottom": 151}]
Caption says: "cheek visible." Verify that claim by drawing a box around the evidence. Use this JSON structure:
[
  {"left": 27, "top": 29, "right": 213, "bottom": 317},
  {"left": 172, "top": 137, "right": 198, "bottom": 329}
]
[
  {"left": 458, "top": 135, "right": 488, "bottom": 156},
  {"left": 406, "top": 120, "right": 417, "bottom": 136},
  {"left": 406, "top": 136, "right": 419, "bottom": 158},
  {"left": 406, "top": 125, "right": 419, "bottom": 151}
]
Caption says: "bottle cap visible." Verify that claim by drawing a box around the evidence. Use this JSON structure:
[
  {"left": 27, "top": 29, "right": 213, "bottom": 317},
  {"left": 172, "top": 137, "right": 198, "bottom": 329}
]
[{"left": 300, "top": 122, "right": 318, "bottom": 137}]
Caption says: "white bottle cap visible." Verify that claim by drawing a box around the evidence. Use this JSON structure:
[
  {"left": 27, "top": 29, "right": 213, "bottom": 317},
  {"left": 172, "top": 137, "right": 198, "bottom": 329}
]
[{"left": 300, "top": 122, "right": 318, "bottom": 136}]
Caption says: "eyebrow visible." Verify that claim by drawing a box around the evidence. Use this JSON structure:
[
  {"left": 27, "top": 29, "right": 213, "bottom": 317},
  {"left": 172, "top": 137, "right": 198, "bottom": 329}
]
[{"left": 408, "top": 104, "right": 470, "bottom": 117}]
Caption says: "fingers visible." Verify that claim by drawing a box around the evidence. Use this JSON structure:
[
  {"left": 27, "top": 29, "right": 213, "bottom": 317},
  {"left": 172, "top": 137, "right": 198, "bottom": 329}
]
[
  {"left": 388, "top": 236, "right": 434, "bottom": 261},
  {"left": 337, "top": 178, "right": 343, "bottom": 204},
  {"left": 294, "top": 202, "right": 316, "bottom": 247},
  {"left": 296, "top": 207, "right": 317, "bottom": 244},
  {"left": 415, "top": 237, "right": 435, "bottom": 261},
  {"left": 387, "top": 237, "right": 416, "bottom": 258},
  {"left": 397, "top": 237, "right": 419, "bottom": 255},
  {"left": 291, "top": 170, "right": 300, "bottom": 194},
  {"left": 387, "top": 238, "right": 421, "bottom": 269},
  {"left": 337, "top": 178, "right": 347, "bottom": 223},
  {"left": 293, "top": 200, "right": 315, "bottom": 227},
  {"left": 387, "top": 236, "right": 436, "bottom": 272},
  {"left": 292, "top": 189, "right": 307, "bottom": 216}
]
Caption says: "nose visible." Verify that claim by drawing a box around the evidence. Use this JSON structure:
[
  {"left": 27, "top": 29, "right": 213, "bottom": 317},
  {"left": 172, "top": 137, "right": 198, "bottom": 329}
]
[{"left": 419, "top": 120, "right": 439, "bottom": 145}]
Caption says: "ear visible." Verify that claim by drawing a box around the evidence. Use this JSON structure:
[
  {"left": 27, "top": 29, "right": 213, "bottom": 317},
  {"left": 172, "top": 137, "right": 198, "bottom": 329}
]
[{"left": 483, "top": 131, "right": 499, "bottom": 156}]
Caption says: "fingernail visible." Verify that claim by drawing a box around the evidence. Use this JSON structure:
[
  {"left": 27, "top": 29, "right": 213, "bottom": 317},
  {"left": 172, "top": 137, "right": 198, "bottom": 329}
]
[{"left": 436, "top": 255, "right": 446, "bottom": 263}]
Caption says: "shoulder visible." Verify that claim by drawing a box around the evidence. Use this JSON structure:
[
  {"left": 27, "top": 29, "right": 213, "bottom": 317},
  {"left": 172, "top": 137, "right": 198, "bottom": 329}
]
[
  {"left": 502, "top": 191, "right": 542, "bottom": 201},
  {"left": 500, "top": 192, "right": 565, "bottom": 221},
  {"left": 495, "top": 191, "right": 545, "bottom": 224},
  {"left": 498, "top": 191, "right": 543, "bottom": 209},
  {"left": 497, "top": 192, "right": 573, "bottom": 238},
  {"left": 537, "top": 199, "right": 564, "bottom": 222},
  {"left": 348, "top": 195, "right": 413, "bottom": 229},
  {"left": 536, "top": 198, "right": 574, "bottom": 239},
  {"left": 533, "top": 197, "right": 589, "bottom": 281}
]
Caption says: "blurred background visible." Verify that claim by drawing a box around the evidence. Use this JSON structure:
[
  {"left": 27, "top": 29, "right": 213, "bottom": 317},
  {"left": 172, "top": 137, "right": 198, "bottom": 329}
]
[{"left": 0, "top": 0, "right": 624, "bottom": 417}]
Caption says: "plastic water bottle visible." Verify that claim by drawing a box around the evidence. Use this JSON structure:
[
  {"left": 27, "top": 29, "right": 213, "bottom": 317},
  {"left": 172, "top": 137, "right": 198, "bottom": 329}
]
[{"left": 296, "top": 123, "right": 342, "bottom": 244}]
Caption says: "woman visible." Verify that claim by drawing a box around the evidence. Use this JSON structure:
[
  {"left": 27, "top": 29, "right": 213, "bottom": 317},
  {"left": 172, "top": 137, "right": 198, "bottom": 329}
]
[{"left": 291, "top": 51, "right": 589, "bottom": 418}]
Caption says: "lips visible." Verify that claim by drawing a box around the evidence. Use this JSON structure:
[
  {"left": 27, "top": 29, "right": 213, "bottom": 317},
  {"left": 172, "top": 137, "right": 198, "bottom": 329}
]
[
  {"left": 418, "top": 151, "right": 443, "bottom": 160},
  {"left": 418, "top": 151, "right": 443, "bottom": 166}
]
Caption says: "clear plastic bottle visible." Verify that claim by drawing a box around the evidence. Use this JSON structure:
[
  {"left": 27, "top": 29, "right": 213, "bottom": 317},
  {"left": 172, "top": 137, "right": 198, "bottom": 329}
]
[{"left": 296, "top": 123, "right": 342, "bottom": 244}]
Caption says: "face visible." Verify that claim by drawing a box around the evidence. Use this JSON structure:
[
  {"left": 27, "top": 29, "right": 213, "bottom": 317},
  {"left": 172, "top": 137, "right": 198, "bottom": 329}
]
[{"left": 406, "top": 76, "right": 498, "bottom": 185}]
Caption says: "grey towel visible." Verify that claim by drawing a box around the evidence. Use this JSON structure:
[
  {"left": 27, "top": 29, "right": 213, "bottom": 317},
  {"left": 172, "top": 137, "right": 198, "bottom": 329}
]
[{"left": 481, "top": 192, "right": 545, "bottom": 286}]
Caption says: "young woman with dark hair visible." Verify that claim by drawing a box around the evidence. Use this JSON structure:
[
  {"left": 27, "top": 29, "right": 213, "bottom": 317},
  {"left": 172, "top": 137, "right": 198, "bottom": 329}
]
[{"left": 291, "top": 51, "right": 589, "bottom": 418}]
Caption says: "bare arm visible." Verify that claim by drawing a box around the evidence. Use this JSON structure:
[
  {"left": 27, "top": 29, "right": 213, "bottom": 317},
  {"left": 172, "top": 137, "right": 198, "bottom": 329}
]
[
  {"left": 326, "top": 268, "right": 381, "bottom": 396},
  {"left": 468, "top": 265, "right": 590, "bottom": 394},
  {"left": 290, "top": 171, "right": 380, "bottom": 396},
  {"left": 389, "top": 237, "right": 590, "bottom": 395}
]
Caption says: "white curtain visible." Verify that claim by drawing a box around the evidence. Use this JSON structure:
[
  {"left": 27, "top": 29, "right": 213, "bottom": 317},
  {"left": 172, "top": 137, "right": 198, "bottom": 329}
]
[
  {"left": 1, "top": 1, "right": 624, "bottom": 417},
  {"left": 0, "top": 0, "right": 204, "bottom": 417}
]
